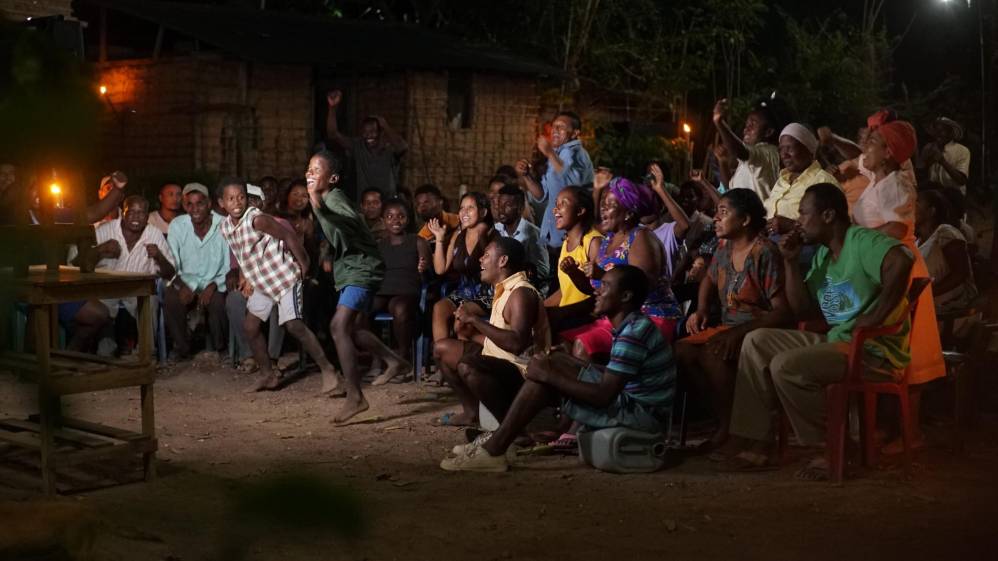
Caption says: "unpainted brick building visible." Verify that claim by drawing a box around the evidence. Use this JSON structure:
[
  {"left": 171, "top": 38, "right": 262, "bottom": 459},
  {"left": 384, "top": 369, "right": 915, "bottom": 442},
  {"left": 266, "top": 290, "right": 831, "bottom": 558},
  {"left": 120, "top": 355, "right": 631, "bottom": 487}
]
[{"left": 62, "top": 0, "right": 559, "bottom": 200}]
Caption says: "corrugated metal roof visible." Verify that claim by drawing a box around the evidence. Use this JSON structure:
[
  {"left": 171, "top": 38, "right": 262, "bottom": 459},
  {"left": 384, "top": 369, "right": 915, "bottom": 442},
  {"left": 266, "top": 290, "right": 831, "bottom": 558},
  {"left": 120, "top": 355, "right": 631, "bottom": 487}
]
[{"left": 79, "top": 0, "right": 564, "bottom": 76}]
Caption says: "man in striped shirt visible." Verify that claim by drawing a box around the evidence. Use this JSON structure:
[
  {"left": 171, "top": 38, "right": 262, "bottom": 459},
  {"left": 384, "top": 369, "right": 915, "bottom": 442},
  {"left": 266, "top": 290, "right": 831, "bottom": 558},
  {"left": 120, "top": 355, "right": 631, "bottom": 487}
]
[{"left": 441, "top": 264, "right": 675, "bottom": 472}]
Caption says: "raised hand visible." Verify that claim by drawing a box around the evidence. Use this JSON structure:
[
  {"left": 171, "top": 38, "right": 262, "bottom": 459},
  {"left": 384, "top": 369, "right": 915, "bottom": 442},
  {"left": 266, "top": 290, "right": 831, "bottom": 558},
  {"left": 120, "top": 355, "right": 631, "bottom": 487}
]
[
  {"left": 817, "top": 126, "right": 833, "bottom": 146},
  {"left": 594, "top": 167, "right": 613, "bottom": 191},
  {"left": 107, "top": 170, "right": 128, "bottom": 190},
  {"left": 326, "top": 90, "right": 342, "bottom": 107},
  {"left": 514, "top": 159, "right": 531, "bottom": 177},
  {"left": 536, "top": 135, "right": 553, "bottom": 156},
  {"left": 648, "top": 162, "right": 665, "bottom": 190},
  {"left": 712, "top": 98, "right": 729, "bottom": 125}
]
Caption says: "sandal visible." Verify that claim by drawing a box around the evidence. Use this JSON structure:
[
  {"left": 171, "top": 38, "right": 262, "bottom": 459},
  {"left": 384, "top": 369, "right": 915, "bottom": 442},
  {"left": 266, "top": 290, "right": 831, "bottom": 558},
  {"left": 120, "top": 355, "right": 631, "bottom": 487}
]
[
  {"left": 794, "top": 458, "right": 830, "bottom": 481},
  {"left": 430, "top": 412, "right": 476, "bottom": 427},
  {"left": 549, "top": 433, "right": 578, "bottom": 454},
  {"left": 237, "top": 358, "right": 258, "bottom": 374},
  {"left": 718, "top": 451, "right": 779, "bottom": 472}
]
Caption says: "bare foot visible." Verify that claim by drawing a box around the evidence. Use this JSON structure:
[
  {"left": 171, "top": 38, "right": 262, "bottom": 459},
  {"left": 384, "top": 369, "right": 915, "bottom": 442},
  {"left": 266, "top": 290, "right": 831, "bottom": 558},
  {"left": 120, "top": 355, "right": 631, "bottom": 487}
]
[
  {"left": 246, "top": 373, "right": 281, "bottom": 393},
  {"left": 333, "top": 396, "right": 370, "bottom": 424},
  {"left": 317, "top": 369, "right": 346, "bottom": 397},
  {"left": 371, "top": 358, "right": 413, "bottom": 386}
]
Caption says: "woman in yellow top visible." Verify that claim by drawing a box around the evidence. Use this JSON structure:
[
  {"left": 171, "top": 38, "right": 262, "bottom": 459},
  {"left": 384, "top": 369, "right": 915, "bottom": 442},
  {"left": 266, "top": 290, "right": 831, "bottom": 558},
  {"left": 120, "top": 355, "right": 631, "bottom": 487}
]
[{"left": 545, "top": 185, "right": 603, "bottom": 333}]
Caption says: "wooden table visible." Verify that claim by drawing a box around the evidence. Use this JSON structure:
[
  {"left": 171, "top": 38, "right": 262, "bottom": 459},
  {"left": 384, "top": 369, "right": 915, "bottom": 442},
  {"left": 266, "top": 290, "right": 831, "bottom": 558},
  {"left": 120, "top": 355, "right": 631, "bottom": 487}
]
[{"left": 0, "top": 266, "right": 158, "bottom": 494}]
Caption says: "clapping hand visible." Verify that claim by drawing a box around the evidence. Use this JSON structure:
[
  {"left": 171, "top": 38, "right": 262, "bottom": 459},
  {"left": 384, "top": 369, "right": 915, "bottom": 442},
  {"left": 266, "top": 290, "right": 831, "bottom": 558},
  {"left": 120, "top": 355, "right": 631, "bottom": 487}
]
[{"left": 426, "top": 218, "right": 447, "bottom": 242}]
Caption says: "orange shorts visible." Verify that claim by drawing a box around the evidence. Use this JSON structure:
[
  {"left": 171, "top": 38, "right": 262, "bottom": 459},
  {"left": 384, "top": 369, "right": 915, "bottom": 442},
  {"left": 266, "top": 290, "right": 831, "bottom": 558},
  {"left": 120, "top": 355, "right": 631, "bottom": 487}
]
[{"left": 679, "top": 325, "right": 732, "bottom": 345}]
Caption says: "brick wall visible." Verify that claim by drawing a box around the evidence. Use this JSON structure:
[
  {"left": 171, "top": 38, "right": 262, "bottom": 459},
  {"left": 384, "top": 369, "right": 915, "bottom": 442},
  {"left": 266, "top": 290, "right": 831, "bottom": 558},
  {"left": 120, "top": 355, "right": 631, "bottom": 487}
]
[
  {"left": 94, "top": 58, "right": 538, "bottom": 197},
  {"left": 96, "top": 56, "right": 313, "bottom": 184},
  {"left": 0, "top": 0, "right": 72, "bottom": 20},
  {"left": 403, "top": 71, "right": 539, "bottom": 200}
]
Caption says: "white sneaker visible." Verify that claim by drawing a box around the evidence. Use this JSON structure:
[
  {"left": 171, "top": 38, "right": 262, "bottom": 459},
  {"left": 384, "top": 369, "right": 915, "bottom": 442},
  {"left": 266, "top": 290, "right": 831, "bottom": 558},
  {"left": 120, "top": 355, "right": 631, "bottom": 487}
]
[
  {"left": 452, "top": 431, "right": 493, "bottom": 456},
  {"left": 440, "top": 445, "right": 509, "bottom": 473}
]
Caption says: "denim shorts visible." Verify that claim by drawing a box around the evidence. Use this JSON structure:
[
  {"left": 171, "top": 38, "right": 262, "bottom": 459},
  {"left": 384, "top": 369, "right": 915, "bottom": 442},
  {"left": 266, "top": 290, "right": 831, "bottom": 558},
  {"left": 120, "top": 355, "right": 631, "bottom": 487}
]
[{"left": 338, "top": 285, "right": 373, "bottom": 312}]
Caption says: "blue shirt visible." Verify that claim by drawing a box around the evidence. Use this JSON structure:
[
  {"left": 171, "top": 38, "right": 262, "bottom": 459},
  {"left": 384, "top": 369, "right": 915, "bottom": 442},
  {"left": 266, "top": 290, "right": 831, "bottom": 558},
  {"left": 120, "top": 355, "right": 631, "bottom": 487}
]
[
  {"left": 167, "top": 213, "right": 231, "bottom": 292},
  {"left": 528, "top": 139, "right": 594, "bottom": 248},
  {"left": 494, "top": 218, "right": 550, "bottom": 282}
]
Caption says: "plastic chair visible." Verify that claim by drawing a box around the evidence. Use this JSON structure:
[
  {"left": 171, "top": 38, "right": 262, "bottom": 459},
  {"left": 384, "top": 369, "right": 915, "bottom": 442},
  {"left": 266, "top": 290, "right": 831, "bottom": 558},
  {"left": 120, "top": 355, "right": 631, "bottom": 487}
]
[
  {"left": 372, "top": 284, "right": 429, "bottom": 384},
  {"left": 786, "top": 277, "right": 931, "bottom": 484}
]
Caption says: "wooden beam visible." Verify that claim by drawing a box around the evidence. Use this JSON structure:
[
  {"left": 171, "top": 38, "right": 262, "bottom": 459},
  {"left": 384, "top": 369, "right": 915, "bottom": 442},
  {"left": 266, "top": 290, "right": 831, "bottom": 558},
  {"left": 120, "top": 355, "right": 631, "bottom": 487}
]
[{"left": 99, "top": 7, "right": 107, "bottom": 63}]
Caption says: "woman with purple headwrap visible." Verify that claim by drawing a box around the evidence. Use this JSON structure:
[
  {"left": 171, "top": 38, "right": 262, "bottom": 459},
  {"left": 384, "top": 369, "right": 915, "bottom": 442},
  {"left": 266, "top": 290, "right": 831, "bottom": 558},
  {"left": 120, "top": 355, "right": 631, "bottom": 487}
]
[{"left": 561, "top": 174, "right": 682, "bottom": 360}]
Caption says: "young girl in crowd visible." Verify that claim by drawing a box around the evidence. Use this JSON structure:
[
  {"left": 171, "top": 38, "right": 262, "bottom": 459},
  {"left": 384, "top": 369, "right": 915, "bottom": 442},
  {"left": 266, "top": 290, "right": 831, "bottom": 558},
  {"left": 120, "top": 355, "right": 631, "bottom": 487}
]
[
  {"left": 675, "top": 189, "right": 789, "bottom": 451},
  {"left": 427, "top": 191, "right": 496, "bottom": 341},
  {"left": 370, "top": 199, "right": 431, "bottom": 385},
  {"left": 545, "top": 185, "right": 603, "bottom": 333}
]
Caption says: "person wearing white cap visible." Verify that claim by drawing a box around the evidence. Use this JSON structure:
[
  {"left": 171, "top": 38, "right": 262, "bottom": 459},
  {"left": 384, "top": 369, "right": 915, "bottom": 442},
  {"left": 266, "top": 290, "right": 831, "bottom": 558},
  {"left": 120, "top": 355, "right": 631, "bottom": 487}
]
[
  {"left": 919, "top": 117, "right": 970, "bottom": 194},
  {"left": 246, "top": 184, "right": 266, "bottom": 209},
  {"left": 765, "top": 123, "right": 841, "bottom": 236}
]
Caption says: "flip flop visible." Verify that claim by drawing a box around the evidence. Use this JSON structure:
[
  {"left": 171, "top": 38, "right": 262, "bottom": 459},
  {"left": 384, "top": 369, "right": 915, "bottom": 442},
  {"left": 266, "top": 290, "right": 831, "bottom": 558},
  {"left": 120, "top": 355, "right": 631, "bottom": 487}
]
[
  {"left": 794, "top": 459, "right": 830, "bottom": 481},
  {"left": 549, "top": 433, "right": 578, "bottom": 454},
  {"left": 430, "top": 412, "right": 475, "bottom": 427},
  {"left": 718, "top": 452, "right": 779, "bottom": 472}
]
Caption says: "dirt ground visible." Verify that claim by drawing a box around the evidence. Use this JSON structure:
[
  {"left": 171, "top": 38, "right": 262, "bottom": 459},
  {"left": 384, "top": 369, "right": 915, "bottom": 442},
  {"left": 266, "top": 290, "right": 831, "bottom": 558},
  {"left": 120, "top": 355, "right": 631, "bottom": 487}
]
[{"left": 1, "top": 359, "right": 997, "bottom": 561}]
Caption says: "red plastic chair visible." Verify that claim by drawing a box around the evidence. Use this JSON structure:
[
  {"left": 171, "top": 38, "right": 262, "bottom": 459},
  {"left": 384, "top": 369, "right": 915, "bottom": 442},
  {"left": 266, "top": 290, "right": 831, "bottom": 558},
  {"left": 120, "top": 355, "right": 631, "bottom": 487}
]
[{"left": 785, "top": 277, "right": 931, "bottom": 484}]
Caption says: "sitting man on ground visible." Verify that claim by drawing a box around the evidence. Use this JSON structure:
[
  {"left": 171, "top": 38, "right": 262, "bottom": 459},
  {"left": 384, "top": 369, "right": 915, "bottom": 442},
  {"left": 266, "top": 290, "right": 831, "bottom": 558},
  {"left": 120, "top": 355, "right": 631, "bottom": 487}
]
[
  {"left": 164, "top": 183, "right": 232, "bottom": 360},
  {"left": 65, "top": 195, "right": 175, "bottom": 353},
  {"left": 722, "top": 183, "right": 915, "bottom": 480},
  {"left": 432, "top": 237, "right": 549, "bottom": 427},
  {"left": 494, "top": 184, "right": 550, "bottom": 293},
  {"left": 441, "top": 264, "right": 675, "bottom": 472}
]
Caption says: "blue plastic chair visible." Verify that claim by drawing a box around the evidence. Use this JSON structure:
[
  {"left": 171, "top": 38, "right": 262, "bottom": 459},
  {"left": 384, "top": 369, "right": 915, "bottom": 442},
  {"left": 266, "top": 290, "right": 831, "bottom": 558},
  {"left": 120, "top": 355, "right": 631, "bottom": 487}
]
[{"left": 372, "top": 284, "right": 429, "bottom": 384}]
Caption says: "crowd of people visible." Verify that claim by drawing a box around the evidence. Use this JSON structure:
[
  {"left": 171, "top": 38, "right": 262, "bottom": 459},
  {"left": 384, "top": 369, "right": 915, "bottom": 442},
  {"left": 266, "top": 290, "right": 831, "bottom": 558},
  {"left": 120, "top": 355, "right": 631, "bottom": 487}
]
[{"left": 2, "top": 90, "right": 984, "bottom": 479}]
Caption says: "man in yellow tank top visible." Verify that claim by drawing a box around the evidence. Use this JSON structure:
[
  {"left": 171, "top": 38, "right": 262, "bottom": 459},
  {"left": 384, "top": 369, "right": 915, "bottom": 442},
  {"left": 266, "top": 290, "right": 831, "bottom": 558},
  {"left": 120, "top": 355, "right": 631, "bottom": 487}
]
[{"left": 432, "top": 238, "right": 549, "bottom": 428}]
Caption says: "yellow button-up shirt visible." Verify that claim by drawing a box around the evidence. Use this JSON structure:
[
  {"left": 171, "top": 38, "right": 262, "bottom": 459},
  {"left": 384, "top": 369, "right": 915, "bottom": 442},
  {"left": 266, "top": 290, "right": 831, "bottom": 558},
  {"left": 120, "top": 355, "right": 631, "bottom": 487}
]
[{"left": 763, "top": 160, "right": 841, "bottom": 219}]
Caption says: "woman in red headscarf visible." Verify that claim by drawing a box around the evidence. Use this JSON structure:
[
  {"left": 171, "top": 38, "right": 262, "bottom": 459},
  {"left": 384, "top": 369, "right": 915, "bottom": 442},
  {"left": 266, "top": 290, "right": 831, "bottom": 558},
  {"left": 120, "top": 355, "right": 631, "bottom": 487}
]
[{"left": 855, "top": 119, "right": 945, "bottom": 453}]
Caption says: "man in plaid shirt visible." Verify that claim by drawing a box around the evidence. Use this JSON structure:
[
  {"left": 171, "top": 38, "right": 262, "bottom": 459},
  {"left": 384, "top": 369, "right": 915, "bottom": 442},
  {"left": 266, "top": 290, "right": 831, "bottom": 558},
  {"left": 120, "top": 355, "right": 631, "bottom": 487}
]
[{"left": 217, "top": 178, "right": 343, "bottom": 393}]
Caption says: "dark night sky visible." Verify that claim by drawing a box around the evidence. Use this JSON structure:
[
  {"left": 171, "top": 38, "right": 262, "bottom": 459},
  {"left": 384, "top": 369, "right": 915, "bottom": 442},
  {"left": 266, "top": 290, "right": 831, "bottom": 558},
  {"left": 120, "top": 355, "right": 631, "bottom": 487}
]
[{"left": 783, "top": 0, "right": 985, "bottom": 94}]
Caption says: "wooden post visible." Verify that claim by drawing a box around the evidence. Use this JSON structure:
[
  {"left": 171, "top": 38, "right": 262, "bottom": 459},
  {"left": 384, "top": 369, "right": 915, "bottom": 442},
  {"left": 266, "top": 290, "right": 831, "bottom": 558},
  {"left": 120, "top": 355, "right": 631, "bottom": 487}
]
[
  {"left": 99, "top": 8, "right": 107, "bottom": 63},
  {"left": 153, "top": 25, "right": 165, "bottom": 60},
  {"left": 33, "top": 305, "right": 57, "bottom": 495},
  {"left": 137, "top": 292, "right": 156, "bottom": 480}
]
